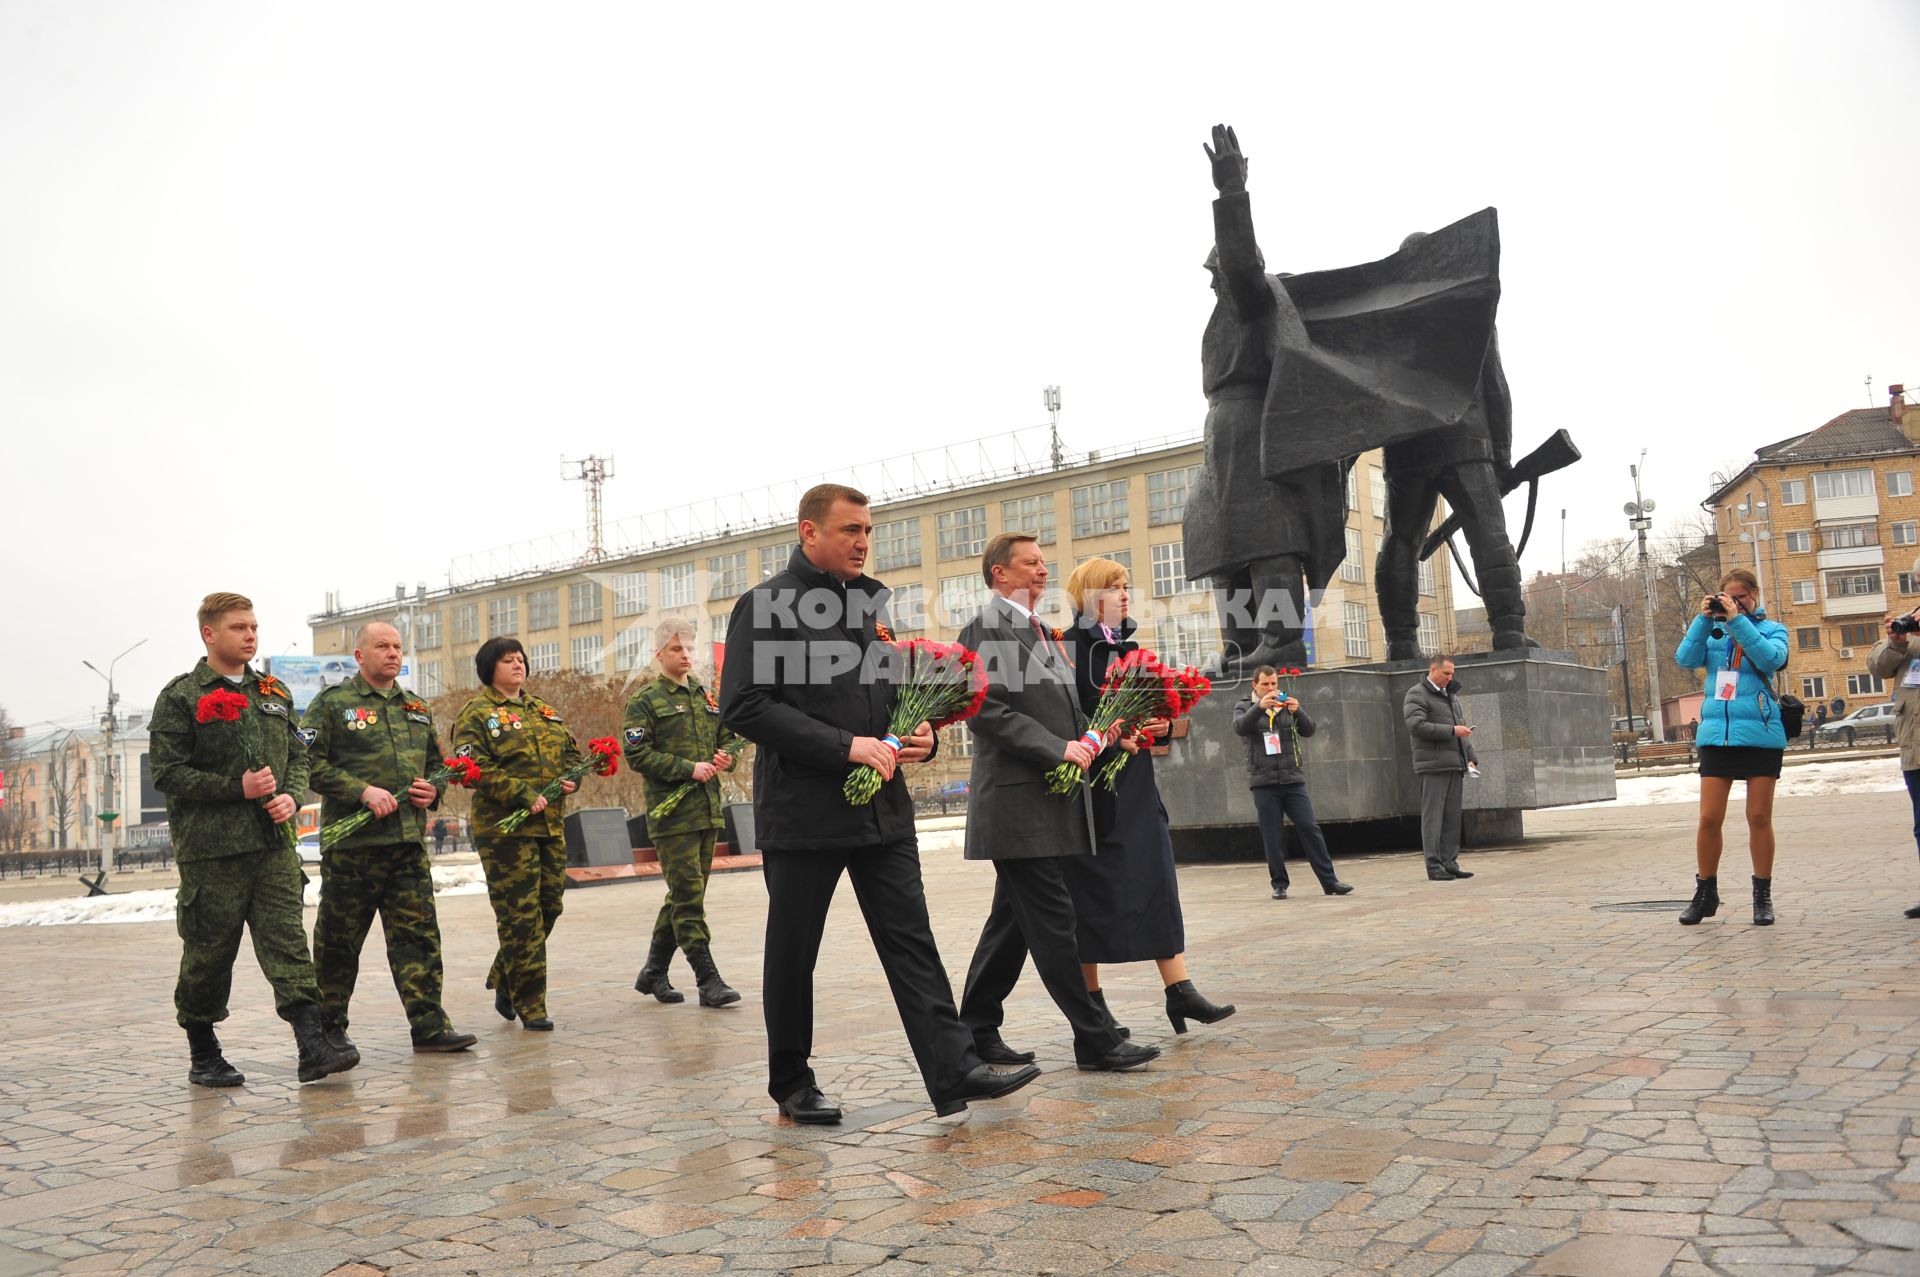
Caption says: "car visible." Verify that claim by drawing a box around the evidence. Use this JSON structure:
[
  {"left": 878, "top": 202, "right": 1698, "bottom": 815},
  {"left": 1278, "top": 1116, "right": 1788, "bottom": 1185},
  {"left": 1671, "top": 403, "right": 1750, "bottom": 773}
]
[
  {"left": 296, "top": 832, "right": 322, "bottom": 866},
  {"left": 1814, "top": 701, "right": 1898, "bottom": 747},
  {"left": 1611, "top": 715, "right": 1652, "bottom": 740}
]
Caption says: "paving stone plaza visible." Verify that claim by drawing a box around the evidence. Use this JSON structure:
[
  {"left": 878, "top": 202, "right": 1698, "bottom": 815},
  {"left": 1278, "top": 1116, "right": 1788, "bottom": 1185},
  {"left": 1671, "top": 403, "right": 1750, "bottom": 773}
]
[{"left": 3, "top": 788, "right": 1919, "bottom": 1277}]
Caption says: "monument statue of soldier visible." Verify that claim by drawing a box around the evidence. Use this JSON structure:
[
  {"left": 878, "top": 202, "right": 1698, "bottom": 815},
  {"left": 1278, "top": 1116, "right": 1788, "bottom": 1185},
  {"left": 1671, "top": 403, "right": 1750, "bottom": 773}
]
[{"left": 1184, "top": 124, "right": 1565, "bottom": 673}]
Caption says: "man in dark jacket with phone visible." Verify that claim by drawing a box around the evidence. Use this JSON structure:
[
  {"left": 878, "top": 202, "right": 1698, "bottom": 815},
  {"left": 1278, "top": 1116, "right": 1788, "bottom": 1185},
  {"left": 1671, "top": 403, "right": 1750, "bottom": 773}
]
[
  {"left": 1232, "top": 666, "right": 1351, "bottom": 899},
  {"left": 720, "top": 483, "right": 1040, "bottom": 1125},
  {"left": 1403, "top": 655, "right": 1479, "bottom": 881}
]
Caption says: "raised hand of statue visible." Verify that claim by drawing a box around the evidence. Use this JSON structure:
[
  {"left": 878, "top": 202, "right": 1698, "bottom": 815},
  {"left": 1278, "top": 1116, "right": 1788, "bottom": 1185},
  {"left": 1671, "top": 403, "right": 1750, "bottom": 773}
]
[{"left": 1203, "top": 123, "right": 1247, "bottom": 195}]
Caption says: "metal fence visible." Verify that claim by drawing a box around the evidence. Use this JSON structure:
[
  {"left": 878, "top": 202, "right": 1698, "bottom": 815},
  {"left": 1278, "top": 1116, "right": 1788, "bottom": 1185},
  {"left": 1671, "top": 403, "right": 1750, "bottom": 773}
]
[{"left": 0, "top": 847, "right": 176, "bottom": 879}]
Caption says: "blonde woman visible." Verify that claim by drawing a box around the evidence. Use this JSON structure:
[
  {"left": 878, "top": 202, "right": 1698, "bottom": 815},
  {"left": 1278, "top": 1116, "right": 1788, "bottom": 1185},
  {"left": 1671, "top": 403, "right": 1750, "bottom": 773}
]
[{"left": 1059, "top": 557, "right": 1234, "bottom": 1035}]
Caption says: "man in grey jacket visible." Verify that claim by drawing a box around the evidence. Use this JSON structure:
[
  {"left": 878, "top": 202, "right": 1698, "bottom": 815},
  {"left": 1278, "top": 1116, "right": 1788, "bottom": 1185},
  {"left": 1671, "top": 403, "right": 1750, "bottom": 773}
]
[
  {"left": 1232, "top": 666, "right": 1352, "bottom": 898},
  {"left": 1403, "top": 655, "right": 1479, "bottom": 881},
  {"left": 956, "top": 533, "right": 1159, "bottom": 1073}
]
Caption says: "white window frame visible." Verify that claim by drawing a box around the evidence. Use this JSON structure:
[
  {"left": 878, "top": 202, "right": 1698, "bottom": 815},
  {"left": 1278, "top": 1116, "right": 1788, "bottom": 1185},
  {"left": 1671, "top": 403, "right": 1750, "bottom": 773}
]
[
  {"left": 528, "top": 642, "right": 560, "bottom": 675},
  {"left": 1339, "top": 527, "right": 1365, "bottom": 584},
  {"left": 937, "top": 507, "right": 988, "bottom": 561},
  {"left": 1070, "top": 482, "right": 1130, "bottom": 538},
  {"left": 1342, "top": 600, "right": 1370, "bottom": 659},
  {"left": 1813, "top": 469, "right": 1873, "bottom": 500},
  {"left": 1801, "top": 675, "right": 1826, "bottom": 700},
  {"left": 1825, "top": 568, "right": 1882, "bottom": 598},
  {"left": 1368, "top": 466, "right": 1387, "bottom": 517},
  {"left": 708, "top": 551, "right": 749, "bottom": 600},
  {"left": 1846, "top": 672, "right": 1886, "bottom": 697},
  {"left": 1784, "top": 529, "right": 1812, "bottom": 553},
  {"left": 1155, "top": 612, "right": 1218, "bottom": 668},
  {"left": 1001, "top": 494, "right": 1057, "bottom": 545},
  {"left": 1150, "top": 542, "right": 1197, "bottom": 596},
  {"left": 527, "top": 589, "right": 559, "bottom": 632},
  {"left": 569, "top": 581, "right": 603, "bottom": 625},
  {"left": 1146, "top": 466, "right": 1202, "bottom": 527},
  {"left": 938, "top": 574, "right": 989, "bottom": 626},
  {"left": 1889, "top": 471, "right": 1913, "bottom": 498},
  {"left": 570, "top": 634, "right": 604, "bottom": 674},
  {"left": 1417, "top": 612, "right": 1439, "bottom": 656},
  {"left": 888, "top": 583, "right": 927, "bottom": 633},
  {"left": 1893, "top": 522, "right": 1918, "bottom": 547},
  {"left": 614, "top": 626, "right": 646, "bottom": 672},
  {"left": 872, "top": 520, "right": 921, "bottom": 572},
  {"left": 486, "top": 596, "right": 518, "bottom": 636},
  {"left": 661, "top": 562, "right": 696, "bottom": 608},
  {"left": 451, "top": 603, "right": 478, "bottom": 644},
  {"left": 1789, "top": 579, "right": 1817, "bottom": 605},
  {"left": 1417, "top": 558, "right": 1436, "bottom": 597},
  {"left": 1779, "top": 479, "right": 1807, "bottom": 505},
  {"left": 414, "top": 610, "right": 442, "bottom": 649},
  {"left": 418, "top": 660, "right": 443, "bottom": 698}
]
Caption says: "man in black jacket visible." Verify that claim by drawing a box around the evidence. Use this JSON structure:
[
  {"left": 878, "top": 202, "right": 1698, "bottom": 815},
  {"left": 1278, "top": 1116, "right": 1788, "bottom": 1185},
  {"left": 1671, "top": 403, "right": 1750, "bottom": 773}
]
[
  {"left": 1232, "top": 666, "right": 1352, "bottom": 899},
  {"left": 720, "top": 484, "right": 1039, "bottom": 1125}
]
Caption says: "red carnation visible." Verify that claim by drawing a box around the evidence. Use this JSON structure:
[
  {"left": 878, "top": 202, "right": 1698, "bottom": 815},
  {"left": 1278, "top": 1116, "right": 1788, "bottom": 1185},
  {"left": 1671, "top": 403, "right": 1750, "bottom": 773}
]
[
  {"left": 194, "top": 689, "right": 249, "bottom": 723},
  {"left": 588, "top": 737, "right": 622, "bottom": 778}
]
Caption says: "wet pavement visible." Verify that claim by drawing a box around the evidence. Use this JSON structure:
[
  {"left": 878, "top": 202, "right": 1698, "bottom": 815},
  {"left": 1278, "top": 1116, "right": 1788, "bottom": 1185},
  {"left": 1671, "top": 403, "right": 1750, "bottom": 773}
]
[{"left": 2, "top": 789, "right": 1918, "bottom": 1276}]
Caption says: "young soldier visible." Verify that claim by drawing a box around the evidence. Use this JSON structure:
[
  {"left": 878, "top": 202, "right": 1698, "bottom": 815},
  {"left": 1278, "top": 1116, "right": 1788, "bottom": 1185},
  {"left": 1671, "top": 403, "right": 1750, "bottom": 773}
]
[
  {"left": 304, "top": 622, "right": 477, "bottom": 1053},
  {"left": 149, "top": 592, "right": 358, "bottom": 1086},
  {"left": 624, "top": 619, "right": 739, "bottom": 1008}
]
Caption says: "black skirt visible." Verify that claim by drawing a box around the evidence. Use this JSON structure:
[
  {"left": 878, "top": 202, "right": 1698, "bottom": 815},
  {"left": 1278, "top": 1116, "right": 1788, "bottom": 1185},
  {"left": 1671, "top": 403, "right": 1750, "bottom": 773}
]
[
  {"left": 1061, "top": 748, "right": 1186, "bottom": 964},
  {"left": 1697, "top": 744, "right": 1784, "bottom": 780}
]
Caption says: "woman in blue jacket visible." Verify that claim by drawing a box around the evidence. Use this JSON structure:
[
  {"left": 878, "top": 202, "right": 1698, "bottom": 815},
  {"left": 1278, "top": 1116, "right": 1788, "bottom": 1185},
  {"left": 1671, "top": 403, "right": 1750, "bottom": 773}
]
[{"left": 1672, "top": 568, "right": 1788, "bottom": 926}]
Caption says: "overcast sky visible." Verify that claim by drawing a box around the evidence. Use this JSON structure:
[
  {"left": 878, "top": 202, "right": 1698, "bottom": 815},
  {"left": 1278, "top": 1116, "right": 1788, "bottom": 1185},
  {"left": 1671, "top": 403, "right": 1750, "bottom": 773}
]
[{"left": 3, "top": 1, "right": 1917, "bottom": 730}]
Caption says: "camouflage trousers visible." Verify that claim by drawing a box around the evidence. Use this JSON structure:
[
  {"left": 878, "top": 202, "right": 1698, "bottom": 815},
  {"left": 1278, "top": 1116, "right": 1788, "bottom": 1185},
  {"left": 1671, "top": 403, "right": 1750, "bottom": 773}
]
[
  {"left": 174, "top": 844, "right": 321, "bottom": 1026},
  {"left": 313, "top": 841, "right": 452, "bottom": 1041},
  {"left": 652, "top": 830, "right": 717, "bottom": 950},
  {"left": 476, "top": 835, "right": 567, "bottom": 1020}
]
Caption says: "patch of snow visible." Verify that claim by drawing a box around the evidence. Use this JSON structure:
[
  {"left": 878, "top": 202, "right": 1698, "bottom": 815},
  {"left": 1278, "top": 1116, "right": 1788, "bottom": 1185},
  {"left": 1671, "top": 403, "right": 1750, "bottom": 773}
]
[{"left": 1573, "top": 757, "right": 1905, "bottom": 808}]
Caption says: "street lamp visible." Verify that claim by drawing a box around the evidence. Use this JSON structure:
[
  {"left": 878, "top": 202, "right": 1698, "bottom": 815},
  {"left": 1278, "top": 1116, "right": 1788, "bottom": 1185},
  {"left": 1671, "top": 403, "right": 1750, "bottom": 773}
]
[
  {"left": 81, "top": 638, "right": 146, "bottom": 876},
  {"left": 1626, "top": 454, "right": 1665, "bottom": 742},
  {"left": 1735, "top": 498, "right": 1772, "bottom": 600}
]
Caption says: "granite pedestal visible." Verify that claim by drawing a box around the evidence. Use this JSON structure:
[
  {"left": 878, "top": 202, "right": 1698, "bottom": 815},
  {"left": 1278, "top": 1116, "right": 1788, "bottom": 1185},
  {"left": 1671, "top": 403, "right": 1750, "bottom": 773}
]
[{"left": 1158, "top": 651, "right": 1616, "bottom": 862}]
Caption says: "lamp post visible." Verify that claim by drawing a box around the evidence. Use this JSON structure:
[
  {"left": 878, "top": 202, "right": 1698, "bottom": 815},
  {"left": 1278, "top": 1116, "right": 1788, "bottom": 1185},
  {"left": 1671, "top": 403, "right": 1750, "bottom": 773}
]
[
  {"left": 1736, "top": 498, "right": 1772, "bottom": 601},
  {"left": 82, "top": 638, "right": 146, "bottom": 875},
  {"left": 1625, "top": 456, "right": 1665, "bottom": 742}
]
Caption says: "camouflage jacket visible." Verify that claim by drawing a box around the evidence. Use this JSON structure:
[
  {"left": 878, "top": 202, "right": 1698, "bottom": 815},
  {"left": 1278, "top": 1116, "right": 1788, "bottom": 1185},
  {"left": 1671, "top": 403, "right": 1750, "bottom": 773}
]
[
  {"left": 304, "top": 673, "right": 446, "bottom": 851},
  {"left": 450, "top": 685, "right": 584, "bottom": 839},
  {"left": 150, "top": 660, "right": 312, "bottom": 863},
  {"left": 623, "top": 674, "right": 733, "bottom": 835}
]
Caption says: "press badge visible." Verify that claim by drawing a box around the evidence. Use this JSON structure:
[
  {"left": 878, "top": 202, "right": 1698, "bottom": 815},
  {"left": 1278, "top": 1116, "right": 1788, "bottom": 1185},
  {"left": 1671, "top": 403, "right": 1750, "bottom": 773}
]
[
  {"left": 1904, "top": 659, "right": 1920, "bottom": 688},
  {"left": 1262, "top": 730, "right": 1283, "bottom": 755},
  {"left": 1714, "top": 669, "right": 1740, "bottom": 700}
]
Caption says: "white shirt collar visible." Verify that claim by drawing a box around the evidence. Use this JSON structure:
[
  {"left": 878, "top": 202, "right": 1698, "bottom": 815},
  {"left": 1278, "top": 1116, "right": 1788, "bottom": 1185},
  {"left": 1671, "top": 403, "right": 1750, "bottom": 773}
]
[{"left": 998, "top": 592, "right": 1037, "bottom": 623}]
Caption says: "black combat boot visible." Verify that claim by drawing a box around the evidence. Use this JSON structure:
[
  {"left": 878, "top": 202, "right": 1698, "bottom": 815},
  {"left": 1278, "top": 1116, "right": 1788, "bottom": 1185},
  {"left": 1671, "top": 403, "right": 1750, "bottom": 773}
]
[
  {"left": 289, "top": 1004, "right": 359, "bottom": 1083},
  {"left": 323, "top": 1019, "right": 359, "bottom": 1058},
  {"left": 685, "top": 945, "right": 741, "bottom": 1008},
  {"left": 185, "top": 1023, "right": 244, "bottom": 1088},
  {"left": 1752, "top": 876, "right": 1774, "bottom": 926},
  {"left": 1089, "top": 988, "right": 1130, "bottom": 1040},
  {"left": 1164, "top": 981, "right": 1237, "bottom": 1035},
  {"left": 1678, "top": 875, "right": 1719, "bottom": 925},
  {"left": 634, "top": 934, "right": 685, "bottom": 1004}
]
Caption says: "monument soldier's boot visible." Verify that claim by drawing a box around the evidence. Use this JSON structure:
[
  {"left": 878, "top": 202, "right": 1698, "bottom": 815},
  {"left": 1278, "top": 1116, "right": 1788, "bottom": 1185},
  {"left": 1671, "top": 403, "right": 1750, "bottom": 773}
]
[
  {"left": 686, "top": 945, "right": 740, "bottom": 1008},
  {"left": 634, "top": 934, "right": 685, "bottom": 1003},
  {"left": 1089, "top": 988, "right": 1130, "bottom": 1040},
  {"left": 1752, "top": 876, "right": 1775, "bottom": 927},
  {"left": 1164, "top": 981, "right": 1237, "bottom": 1035},
  {"left": 1678, "top": 875, "right": 1719, "bottom": 925},
  {"left": 185, "top": 1023, "right": 245, "bottom": 1088},
  {"left": 289, "top": 1004, "right": 359, "bottom": 1082},
  {"left": 1238, "top": 555, "right": 1311, "bottom": 671}
]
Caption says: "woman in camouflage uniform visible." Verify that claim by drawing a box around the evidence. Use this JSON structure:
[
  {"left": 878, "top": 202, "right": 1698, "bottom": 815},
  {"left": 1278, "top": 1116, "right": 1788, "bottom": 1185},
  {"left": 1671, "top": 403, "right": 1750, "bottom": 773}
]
[{"left": 452, "top": 637, "right": 585, "bottom": 1030}]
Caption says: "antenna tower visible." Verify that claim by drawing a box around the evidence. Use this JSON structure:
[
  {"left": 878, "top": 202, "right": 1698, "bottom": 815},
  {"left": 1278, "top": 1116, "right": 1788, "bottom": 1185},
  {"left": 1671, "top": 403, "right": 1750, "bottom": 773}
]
[{"left": 564, "top": 455, "right": 616, "bottom": 562}]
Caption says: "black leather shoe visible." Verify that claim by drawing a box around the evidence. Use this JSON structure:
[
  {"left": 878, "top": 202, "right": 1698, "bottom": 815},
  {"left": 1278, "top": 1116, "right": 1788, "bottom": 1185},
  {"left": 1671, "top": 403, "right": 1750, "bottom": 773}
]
[
  {"left": 777, "top": 1087, "right": 842, "bottom": 1125},
  {"left": 1448, "top": 868, "right": 1474, "bottom": 879},
  {"left": 1077, "top": 1041, "right": 1160, "bottom": 1072},
  {"left": 976, "top": 1039, "right": 1036, "bottom": 1066},
  {"left": 521, "top": 1017, "right": 554, "bottom": 1032},
  {"left": 1427, "top": 869, "right": 1454, "bottom": 881},
  {"left": 493, "top": 989, "right": 515, "bottom": 1022},
  {"left": 933, "top": 1062, "right": 1042, "bottom": 1116},
  {"left": 1271, "top": 887, "right": 1289, "bottom": 899},
  {"left": 1905, "top": 903, "right": 1920, "bottom": 919},
  {"left": 412, "top": 1030, "right": 478, "bottom": 1053},
  {"left": 1324, "top": 881, "right": 1354, "bottom": 895}
]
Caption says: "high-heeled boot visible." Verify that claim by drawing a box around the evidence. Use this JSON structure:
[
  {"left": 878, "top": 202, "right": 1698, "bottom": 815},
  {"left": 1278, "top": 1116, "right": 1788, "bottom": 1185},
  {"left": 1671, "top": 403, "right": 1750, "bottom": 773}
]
[
  {"left": 1164, "top": 981, "right": 1237, "bottom": 1035},
  {"left": 1088, "top": 988, "right": 1129, "bottom": 1040},
  {"left": 1678, "top": 875, "right": 1719, "bottom": 925},
  {"left": 1752, "top": 876, "right": 1774, "bottom": 926}
]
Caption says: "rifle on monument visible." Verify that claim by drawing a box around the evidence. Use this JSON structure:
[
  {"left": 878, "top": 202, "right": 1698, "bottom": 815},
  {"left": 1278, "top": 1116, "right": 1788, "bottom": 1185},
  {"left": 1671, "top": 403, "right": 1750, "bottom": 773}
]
[{"left": 1418, "top": 427, "right": 1581, "bottom": 564}]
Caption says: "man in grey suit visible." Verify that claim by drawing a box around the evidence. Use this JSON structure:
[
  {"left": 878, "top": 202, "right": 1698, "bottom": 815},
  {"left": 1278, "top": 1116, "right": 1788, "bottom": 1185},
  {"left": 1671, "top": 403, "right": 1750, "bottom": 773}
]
[
  {"left": 1403, "top": 654, "right": 1479, "bottom": 882},
  {"left": 956, "top": 533, "right": 1160, "bottom": 1073}
]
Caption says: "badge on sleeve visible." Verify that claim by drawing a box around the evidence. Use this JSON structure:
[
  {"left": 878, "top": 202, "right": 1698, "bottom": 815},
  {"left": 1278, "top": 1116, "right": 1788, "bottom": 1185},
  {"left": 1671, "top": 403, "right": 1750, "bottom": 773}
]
[
  {"left": 625, "top": 726, "right": 647, "bottom": 745},
  {"left": 296, "top": 727, "right": 318, "bottom": 747},
  {"left": 455, "top": 743, "right": 474, "bottom": 758}
]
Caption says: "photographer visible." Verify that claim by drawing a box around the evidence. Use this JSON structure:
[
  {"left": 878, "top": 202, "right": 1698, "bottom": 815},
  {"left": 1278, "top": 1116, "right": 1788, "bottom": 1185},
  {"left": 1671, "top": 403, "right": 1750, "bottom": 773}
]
[
  {"left": 1673, "top": 568, "right": 1789, "bottom": 927},
  {"left": 1867, "top": 607, "right": 1920, "bottom": 920}
]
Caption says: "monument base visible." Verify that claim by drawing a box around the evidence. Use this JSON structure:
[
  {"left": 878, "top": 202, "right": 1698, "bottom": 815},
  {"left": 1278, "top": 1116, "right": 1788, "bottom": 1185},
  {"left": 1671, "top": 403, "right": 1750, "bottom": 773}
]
[{"left": 1156, "top": 650, "right": 1615, "bottom": 862}]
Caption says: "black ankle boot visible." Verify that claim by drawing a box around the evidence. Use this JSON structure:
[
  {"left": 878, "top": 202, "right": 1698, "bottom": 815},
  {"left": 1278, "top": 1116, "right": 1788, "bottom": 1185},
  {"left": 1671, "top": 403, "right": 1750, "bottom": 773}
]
[
  {"left": 1089, "top": 988, "right": 1129, "bottom": 1040},
  {"left": 1678, "top": 875, "right": 1719, "bottom": 925},
  {"left": 185, "top": 1023, "right": 244, "bottom": 1088},
  {"left": 1752, "top": 876, "right": 1774, "bottom": 926},
  {"left": 1164, "top": 981, "right": 1237, "bottom": 1035},
  {"left": 324, "top": 1020, "right": 358, "bottom": 1057},
  {"left": 685, "top": 945, "right": 741, "bottom": 1007},
  {"left": 634, "top": 935, "right": 685, "bottom": 1004},
  {"left": 289, "top": 1004, "right": 359, "bottom": 1083}
]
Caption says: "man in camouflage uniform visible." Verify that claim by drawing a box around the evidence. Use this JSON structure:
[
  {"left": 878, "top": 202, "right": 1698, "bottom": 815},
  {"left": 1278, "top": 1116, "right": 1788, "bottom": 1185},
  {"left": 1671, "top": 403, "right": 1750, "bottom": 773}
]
[
  {"left": 304, "top": 622, "right": 476, "bottom": 1053},
  {"left": 625, "top": 619, "right": 740, "bottom": 1008},
  {"left": 149, "top": 592, "right": 359, "bottom": 1087},
  {"left": 452, "top": 638, "right": 585, "bottom": 1030}
]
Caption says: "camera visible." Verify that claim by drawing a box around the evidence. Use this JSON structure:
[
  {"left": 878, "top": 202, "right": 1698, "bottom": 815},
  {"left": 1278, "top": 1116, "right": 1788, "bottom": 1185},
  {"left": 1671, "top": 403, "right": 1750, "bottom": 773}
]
[
  {"left": 1893, "top": 615, "right": 1920, "bottom": 635},
  {"left": 1706, "top": 598, "right": 1729, "bottom": 618}
]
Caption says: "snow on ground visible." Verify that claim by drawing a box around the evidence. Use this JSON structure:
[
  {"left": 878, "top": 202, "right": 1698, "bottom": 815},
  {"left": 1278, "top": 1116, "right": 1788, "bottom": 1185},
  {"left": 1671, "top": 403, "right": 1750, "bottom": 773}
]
[
  {"left": 1572, "top": 756, "right": 1905, "bottom": 808},
  {"left": 0, "top": 860, "right": 492, "bottom": 929}
]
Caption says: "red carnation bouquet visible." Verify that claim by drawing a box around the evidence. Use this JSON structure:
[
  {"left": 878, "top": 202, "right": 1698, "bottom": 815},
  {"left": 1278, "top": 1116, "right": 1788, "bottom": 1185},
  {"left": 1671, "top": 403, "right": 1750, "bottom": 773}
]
[
  {"left": 320, "top": 756, "right": 482, "bottom": 850},
  {"left": 1044, "top": 649, "right": 1211, "bottom": 795},
  {"left": 195, "top": 688, "right": 297, "bottom": 852},
  {"left": 1092, "top": 662, "right": 1212, "bottom": 792},
  {"left": 498, "top": 737, "right": 620, "bottom": 833},
  {"left": 845, "top": 639, "right": 989, "bottom": 805}
]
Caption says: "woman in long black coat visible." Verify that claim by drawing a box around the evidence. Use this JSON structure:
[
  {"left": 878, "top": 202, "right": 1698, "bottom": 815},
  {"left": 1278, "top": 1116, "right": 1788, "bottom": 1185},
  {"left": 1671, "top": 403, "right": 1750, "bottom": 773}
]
[{"left": 1059, "top": 557, "right": 1235, "bottom": 1036}]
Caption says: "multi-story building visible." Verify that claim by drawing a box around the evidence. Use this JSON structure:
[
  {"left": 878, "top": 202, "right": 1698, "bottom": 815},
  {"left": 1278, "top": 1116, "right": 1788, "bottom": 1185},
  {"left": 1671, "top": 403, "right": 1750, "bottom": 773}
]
[
  {"left": 309, "top": 434, "right": 1459, "bottom": 794},
  {"left": 3, "top": 720, "right": 159, "bottom": 852},
  {"left": 1704, "top": 385, "right": 1917, "bottom": 715}
]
